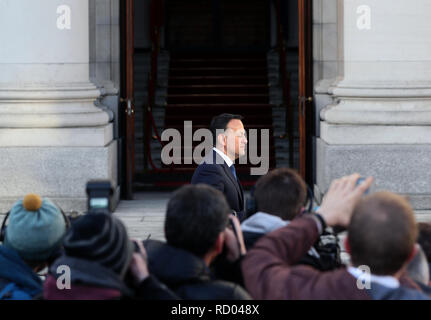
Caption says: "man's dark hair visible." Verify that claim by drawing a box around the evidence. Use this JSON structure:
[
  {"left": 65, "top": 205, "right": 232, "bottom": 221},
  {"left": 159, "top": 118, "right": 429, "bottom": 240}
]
[
  {"left": 164, "top": 184, "right": 230, "bottom": 257},
  {"left": 210, "top": 113, "right": 244, "bottom": 146},
  {"left": 254, "top": 168, "right": 306, "bottom": 220},
  {"left": 406, "top": 245, "right": 429, "bottom": 285},
  {"left": 348, "top": 192, "right": 418, "bottom": 275},
  {"left": 417, "top": 222, "right": 431, "bottom": 263}
]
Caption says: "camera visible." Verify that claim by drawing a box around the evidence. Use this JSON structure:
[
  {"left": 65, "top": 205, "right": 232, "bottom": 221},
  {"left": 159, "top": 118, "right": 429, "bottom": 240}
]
[
  {"left": 86, "top": 180, "right": 114, "bottom": 214},
  {"left": 299, "top": 229, "right": 342, "bottom": 271}
]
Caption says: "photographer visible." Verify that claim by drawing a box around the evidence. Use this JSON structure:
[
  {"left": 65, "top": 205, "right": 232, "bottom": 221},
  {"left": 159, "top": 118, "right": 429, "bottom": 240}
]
[
  {"left": 43, "top": 213, "right": 178, "bottom": 300},
  {"left": 144, "top": 184, "right": 251, "bottom": 300},
  {"left": 242, "top": 174, "right": 430, "bottom": 300},
  {"left": 241, "top": 168, "right": 340, "bottom": 271},
  {"left": 0, "top": 194, "right": 68, "bottom": 300}
]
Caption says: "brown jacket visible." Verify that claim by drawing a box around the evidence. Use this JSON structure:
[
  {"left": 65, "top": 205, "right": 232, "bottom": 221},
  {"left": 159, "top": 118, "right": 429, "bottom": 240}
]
[{"left": 241, "top": 216, "right": 421, "bottom": 300}]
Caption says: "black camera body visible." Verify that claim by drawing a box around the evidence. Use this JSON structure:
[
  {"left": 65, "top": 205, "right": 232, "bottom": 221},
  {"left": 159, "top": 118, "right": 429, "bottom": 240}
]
[
  {"left": 299, "top": 229, "right": 342, "bottom": 271},
  {"left": 86, "top": 180, "right": 114, "bottom": 214}
]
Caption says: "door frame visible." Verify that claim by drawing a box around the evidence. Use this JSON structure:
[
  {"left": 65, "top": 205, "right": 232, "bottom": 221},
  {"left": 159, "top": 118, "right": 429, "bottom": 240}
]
[
  {"left": 119, "top": 0, "right": 315, "bottom": 196},
  {"left": 120, "top": 0, "right": 136, "bottom": 200},
  {"left": 298, "top": 0, "right": 314, "bottom": 185}
]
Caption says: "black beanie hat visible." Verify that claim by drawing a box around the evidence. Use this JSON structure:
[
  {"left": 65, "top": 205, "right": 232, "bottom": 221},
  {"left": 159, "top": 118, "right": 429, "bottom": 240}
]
[{"left": 63, "top": 214, "right": 133, "bottom": 279}]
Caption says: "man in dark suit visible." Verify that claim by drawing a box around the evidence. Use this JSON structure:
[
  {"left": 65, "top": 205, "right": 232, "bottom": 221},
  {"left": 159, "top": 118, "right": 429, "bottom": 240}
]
[{"left": 191, "top": 114, "right": 248, "bottom": 221}]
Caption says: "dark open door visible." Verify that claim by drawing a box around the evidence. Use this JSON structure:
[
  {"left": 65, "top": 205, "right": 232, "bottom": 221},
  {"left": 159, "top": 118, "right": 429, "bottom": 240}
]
[
  {"left": 166, "top": 0, "right": 270, "bottom": 51},
  {"left": 298, "top": 0, "right": 313, "bottom": 182},
  {"left": 120, "top": 0, "right": 135, "bottom": 199}
]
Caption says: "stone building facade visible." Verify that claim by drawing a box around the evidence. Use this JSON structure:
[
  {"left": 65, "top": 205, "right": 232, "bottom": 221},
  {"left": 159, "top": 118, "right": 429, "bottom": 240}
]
[
  {"left": 0, "top": 0, "right": 120, "bottom": 212},
  {"left": 1, "top": 0, "right": 430, "bottom": 220},
  {"left": 314, "top": 0, "right": 431, "bottom": 221}
]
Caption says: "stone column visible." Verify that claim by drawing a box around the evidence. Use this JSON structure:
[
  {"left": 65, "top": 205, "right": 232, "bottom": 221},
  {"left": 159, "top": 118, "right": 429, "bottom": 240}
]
[
  {"left": 0, "top": 0, "right": 117, "bottom": 212},
  {"left": 317, "top": 0, "right": 431, "bottom": 215}
]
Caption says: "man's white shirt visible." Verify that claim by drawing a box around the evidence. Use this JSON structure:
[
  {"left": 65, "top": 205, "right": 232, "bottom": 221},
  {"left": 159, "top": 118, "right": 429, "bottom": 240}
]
[
  {"left": 348, "top": 266, "right": 400, "bottom": 289},
  {"left": 213, "top": 147, "right": 234, "bottom": 167}
]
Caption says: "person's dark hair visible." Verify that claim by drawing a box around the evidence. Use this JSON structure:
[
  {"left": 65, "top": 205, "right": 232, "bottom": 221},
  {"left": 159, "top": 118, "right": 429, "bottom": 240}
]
[
  {"left": 254, "top": 168, "right": 306, "bottom": 220},
  {"left": 406, "top": 244, "right": 429, "bottom": 285},
  {"left": 164, "top": 184, "right": 230, "bottom": 257},
  {"left": 210, "top": 113, "right": 244, "bottom": 146},
  {"left": 417, "top": 222, "right": 431, "bottom": 263},
  {"left": 348, "top": 192, "right": 418, "bottom": 275}
]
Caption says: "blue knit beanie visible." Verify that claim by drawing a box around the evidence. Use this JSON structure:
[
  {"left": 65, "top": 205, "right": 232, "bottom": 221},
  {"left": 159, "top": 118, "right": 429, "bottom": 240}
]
[{"left": 3, "top": 194, "right": 67, "bottom": 262}]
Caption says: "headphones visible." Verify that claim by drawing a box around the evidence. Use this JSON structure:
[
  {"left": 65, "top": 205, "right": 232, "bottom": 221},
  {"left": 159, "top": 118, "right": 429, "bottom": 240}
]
[
  {"left": 245, "top": 183, "right": 314, "bottom": 218},
  {"left": 0, "top": 200, "right": 71, "bottom": 243}
]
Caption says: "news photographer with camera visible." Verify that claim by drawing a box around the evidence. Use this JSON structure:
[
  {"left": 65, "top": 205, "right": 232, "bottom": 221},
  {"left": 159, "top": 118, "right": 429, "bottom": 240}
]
[
  {"left": 144, "top": 184, "right": 251, "bottom": 300},
  {"left": 210, "top": 208, "right": 248, "bottom": 287},
  {"left": 43, "top": 211, "right": 178, "bottom": 300},
  {"left": 242, "top": 174, "right": 430, "bottom": 300},
  {"left": 241, "top": 168, "right": 341, "bottom": 271},
  {"left": 0, "top": 194, "right": 68, "bottom": 300}
]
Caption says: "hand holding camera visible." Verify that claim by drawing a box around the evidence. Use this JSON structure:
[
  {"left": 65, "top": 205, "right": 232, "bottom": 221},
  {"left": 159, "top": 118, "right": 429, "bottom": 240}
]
[
  {"left": 316, "top": 174, "right": 373, "bottom": 228},
  {"left": 128, "top": 239, "right": 150, "bottom": 285},
  {"left": 223, "top": 214, "right": 246, "bottom": 262}
]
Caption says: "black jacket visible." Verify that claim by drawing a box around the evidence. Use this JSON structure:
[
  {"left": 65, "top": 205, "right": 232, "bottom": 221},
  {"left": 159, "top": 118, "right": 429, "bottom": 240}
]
[
  {"left": 43, "top": 255, "right": 179, "bottom": 300},
  {"left": 191, "top": 150, "right": 245, "bottom": 221},
  {"left": 145, "top": 240, "right": 251, "bottom": 300}
]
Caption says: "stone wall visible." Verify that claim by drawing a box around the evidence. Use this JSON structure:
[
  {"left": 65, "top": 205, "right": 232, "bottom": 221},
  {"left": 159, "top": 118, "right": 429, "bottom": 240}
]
[
  {"left": 89, "top": 0, "right": 120, "bottom": 139},
  {"left": 315, "top": 0, "right": 431, "bottom": 220},
  {"left": 0, "top": 0, "right": 118, "bottom": 212}
]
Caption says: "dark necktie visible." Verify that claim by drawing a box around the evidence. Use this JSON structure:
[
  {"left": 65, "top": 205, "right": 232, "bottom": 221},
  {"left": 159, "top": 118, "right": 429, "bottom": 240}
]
[{"left": 229, "top": 164, "right": 237, "bottom": 180}]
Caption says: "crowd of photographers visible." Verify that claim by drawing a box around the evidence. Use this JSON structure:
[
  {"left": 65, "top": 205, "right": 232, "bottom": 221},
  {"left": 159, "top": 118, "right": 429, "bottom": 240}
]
[{"left": 1, "top": 168, "right": 431, "bottom": 300}]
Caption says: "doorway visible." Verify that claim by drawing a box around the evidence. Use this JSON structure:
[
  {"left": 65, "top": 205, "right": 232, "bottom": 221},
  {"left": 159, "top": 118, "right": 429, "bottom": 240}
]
[
  {"left": 120, "top": 0, "right": 314, "bottom": 196},
  {"left": 165, "top": 0, "right": 270, "bottom": 52}
]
